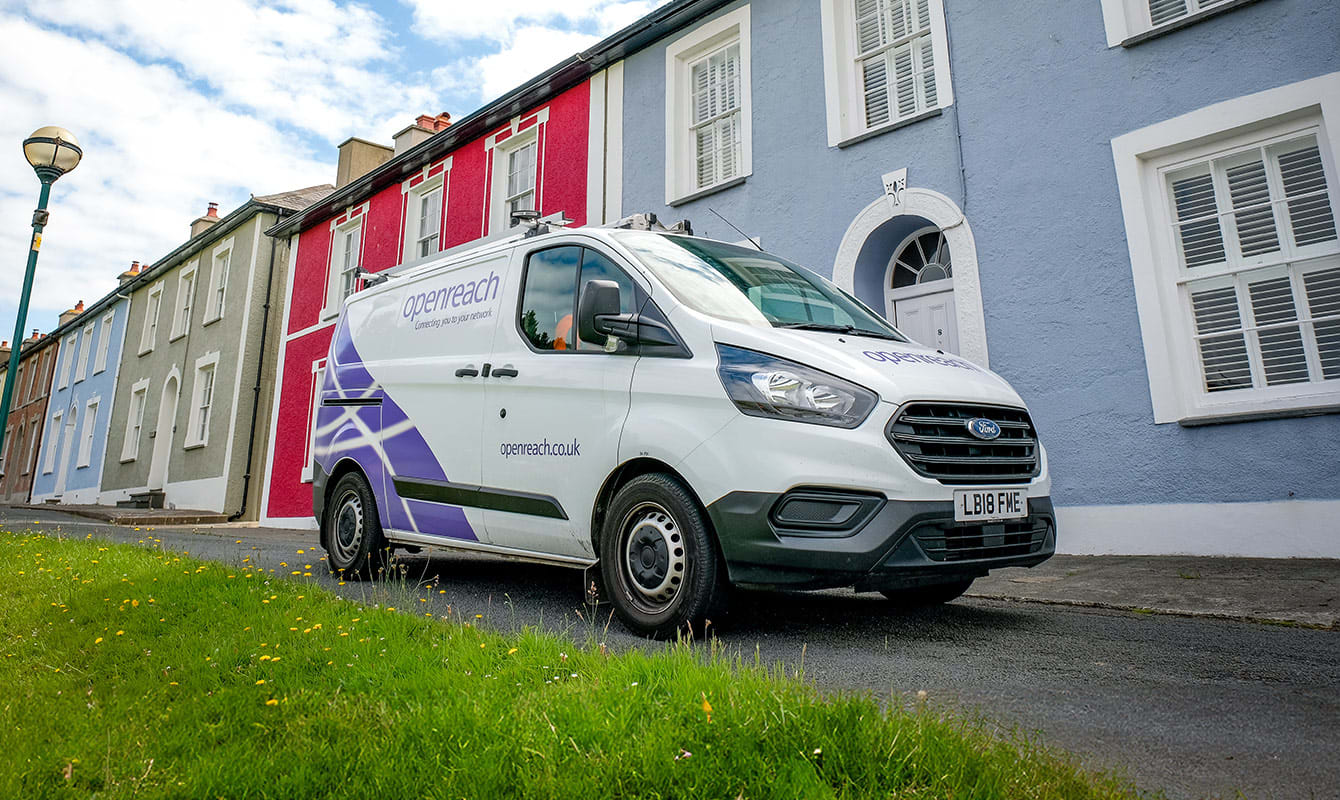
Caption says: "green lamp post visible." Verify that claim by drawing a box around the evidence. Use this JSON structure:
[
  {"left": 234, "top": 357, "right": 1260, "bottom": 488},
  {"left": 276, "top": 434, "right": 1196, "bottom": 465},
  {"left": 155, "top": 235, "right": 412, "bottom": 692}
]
[{"left": 0, "top": 127, "right": 83, "bottom": 455}]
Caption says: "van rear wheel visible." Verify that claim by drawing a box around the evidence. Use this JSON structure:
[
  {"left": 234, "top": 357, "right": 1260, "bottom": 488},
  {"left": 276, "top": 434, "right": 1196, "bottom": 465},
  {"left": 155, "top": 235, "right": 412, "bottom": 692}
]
[
  {"left": 880, "top": 578, "right": 974, "bottom": 606},
  {"left": 600, "top": 473, "right": 722, "bottom": 639},
  {"left": 322, "top": 471, "right": 388, "bottom": 581}
]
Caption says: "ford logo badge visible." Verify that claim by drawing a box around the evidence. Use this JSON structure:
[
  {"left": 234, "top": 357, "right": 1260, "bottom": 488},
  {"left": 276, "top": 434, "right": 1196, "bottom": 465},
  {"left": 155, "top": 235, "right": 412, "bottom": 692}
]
[{"left": 966, "top": 417, "right": 1001, "bottom": 440}]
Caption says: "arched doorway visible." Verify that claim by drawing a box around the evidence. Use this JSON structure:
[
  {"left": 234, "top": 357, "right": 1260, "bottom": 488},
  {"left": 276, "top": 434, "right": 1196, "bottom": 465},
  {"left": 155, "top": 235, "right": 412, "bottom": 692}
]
[
  {"left": 885, "top": 226, "right": 957, "bottom": 353},
  {"left": 832, "top": 187, "right": 988, "bottom": 366},
  {"left": 148, "top": 370, "right": 179, "bottom": 490}
]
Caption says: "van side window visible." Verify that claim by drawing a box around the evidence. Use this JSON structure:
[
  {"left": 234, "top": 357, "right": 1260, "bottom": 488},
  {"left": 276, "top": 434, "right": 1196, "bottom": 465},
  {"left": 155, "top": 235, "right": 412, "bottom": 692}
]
[
  {"left": 519, "top": 246, "right": 582, "bottom": 350},
  {"left": 519, "top": 245, "right": 638, "bottom": 353},
  {"left": 577, "top": 249, "right": 636, "bottom": 351}
]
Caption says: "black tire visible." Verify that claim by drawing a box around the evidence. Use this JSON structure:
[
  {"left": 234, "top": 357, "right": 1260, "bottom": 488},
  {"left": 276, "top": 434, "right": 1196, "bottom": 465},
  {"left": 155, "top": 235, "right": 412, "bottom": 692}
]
[
  {"left": 880, "top": 578, "right": 975, "bottom": 606},
  {"left": 600, "top": 473, "right": 724, "bottom": 639},
  {"left": 322, "top": 471, "right": 389, "bottom": 580}
]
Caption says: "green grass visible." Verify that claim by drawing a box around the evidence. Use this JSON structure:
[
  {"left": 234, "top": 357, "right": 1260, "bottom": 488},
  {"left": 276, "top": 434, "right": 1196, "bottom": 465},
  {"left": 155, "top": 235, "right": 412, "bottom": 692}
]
[{"left": 1, "top": 531, "right": 1151, "bottom": 799}]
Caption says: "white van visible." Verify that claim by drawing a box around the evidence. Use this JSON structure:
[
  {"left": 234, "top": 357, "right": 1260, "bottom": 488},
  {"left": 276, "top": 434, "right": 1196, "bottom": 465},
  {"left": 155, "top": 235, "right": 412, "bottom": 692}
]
[{"left": 313, "top": 217, "right": 1054, "bottom": 637}]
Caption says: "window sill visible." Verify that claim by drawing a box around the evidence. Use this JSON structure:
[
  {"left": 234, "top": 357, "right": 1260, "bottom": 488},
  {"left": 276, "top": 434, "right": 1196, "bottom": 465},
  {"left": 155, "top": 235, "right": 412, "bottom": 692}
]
[
  {"left": 203, "top": 315, "right": 222, "bottom": 327},
  {"left": 168, "top": 332, "right": 187, "bottom": 344},
  {"left": 320, "top": 307, "right": 339, "bottom": 323},
  {"left": 300, "top": 475, "right": 314, "bottom": 485},
  {"left": 667, "top": 175, "right": 747, "bottom": 208},
  {"left": 119, "top": 456, "right": 137, "bottom": 464},
  {"left": 183, "top": 441, "right": 206, "bottom": 451},
  {"left": 75, "top": 464, "right": 88, "bottom": 470},
  {"left": 1177, "top": 400, "right": 1340, "bottom": 427},
  {"left": 834, "top": 107, "right": 943, "bottom": 149},
  {"left": 138, "top": 347, "right": 153, "bottom": 357},
  {"left": 93, "top": 368, "right": 105, "bottom": 376},
  {"left": 1118, "top": 0, "right": 1262, "bottom": 47}
]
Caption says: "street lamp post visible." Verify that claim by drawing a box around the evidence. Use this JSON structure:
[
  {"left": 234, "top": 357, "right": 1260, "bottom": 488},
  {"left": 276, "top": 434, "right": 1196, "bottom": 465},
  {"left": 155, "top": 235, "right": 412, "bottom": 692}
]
[{"left": 0, "top": 127, "right": 82, "bottom": 455}]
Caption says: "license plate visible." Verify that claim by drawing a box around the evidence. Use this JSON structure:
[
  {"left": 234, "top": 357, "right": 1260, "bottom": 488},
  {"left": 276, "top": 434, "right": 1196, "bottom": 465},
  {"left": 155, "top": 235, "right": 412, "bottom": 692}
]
[{"left": 953, "top": 488, "right": 1027, "bottom": 522}]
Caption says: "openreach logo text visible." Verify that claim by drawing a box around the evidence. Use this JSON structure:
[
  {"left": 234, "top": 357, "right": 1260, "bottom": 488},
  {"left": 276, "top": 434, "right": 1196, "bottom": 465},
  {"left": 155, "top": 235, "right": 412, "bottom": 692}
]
[
  {"left": 402, "top": 270, "right": 501, "bottom": 323},
  {"left": 863, "top": 349, "right": 981, "bottom": 372},
  {"left": 500, "top": 438, "right": 583, "bottom": 459}
]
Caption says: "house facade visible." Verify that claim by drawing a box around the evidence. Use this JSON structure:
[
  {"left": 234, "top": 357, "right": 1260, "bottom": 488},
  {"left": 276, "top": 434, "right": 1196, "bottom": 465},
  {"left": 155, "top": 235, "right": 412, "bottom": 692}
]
[
  {"left": 0, "top": 329, "right": 59, "bottom": 504},
  {"left": 31, "top": 280, "right": 133, "bottom": 505},
  {"left": 259, "top": 64, "right": 635, "bottom": 526},
  {"left": 99, "top": 187, "right": 331, "bottom": 516},
  {"left": 611, "top": 0, "right": 1339, "bottom": 556}
]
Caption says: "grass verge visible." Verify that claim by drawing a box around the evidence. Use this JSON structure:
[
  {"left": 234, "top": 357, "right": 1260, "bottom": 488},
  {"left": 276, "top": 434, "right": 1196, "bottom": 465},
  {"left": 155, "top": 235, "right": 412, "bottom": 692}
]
[{"left": 2, "top": 531, "right": 1149, "bottom": 799}]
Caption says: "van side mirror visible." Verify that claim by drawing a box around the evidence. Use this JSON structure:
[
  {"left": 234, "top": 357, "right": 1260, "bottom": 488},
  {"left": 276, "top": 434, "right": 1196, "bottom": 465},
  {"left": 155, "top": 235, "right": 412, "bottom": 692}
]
[{"left": 578, "top": 279, "right": 622, "bottom": 344}]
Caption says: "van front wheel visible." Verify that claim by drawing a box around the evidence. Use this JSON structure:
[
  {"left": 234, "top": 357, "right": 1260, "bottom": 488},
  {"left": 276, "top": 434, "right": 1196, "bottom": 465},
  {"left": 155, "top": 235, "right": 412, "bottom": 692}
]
[{"left": 600, "top": 474, "right": 722, "bottom": 639}]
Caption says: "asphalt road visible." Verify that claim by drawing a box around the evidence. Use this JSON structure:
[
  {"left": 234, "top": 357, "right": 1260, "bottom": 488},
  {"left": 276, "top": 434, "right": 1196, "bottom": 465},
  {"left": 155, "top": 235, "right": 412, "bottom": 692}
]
[{"left": 4, "top": 507, "right": 1337, "bottom": 800}]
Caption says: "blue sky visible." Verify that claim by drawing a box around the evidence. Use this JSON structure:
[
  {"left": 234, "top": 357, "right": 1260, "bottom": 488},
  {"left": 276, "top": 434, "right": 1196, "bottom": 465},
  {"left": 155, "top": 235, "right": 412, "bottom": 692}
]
[{"left": 0, "top": 0, "right": 662, "bottom": 346}]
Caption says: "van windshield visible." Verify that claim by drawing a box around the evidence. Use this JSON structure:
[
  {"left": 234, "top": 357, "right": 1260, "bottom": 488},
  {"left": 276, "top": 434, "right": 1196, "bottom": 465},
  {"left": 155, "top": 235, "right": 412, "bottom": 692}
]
[{"left": 613, "top": 231, "right": 906, "bottom": 339}]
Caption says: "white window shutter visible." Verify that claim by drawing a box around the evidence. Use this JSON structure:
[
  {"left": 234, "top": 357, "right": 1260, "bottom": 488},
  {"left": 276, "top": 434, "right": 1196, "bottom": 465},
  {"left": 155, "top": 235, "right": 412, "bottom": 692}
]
[
  {"left": 1277, "top": 144, "right": 1338, "bottom": 247},
  {"left": 1246, "top": 276, "right": 1309, "bottom": 385},
  {"left": 1305, "top": 267, "right": 1340, "bottom": 379},
  {"left": 1148, "top": 0, "right": 1189, "bottom": 26},
  {"left": 855, "top": 0, "right": 883, "bottom": 54},
  {"left": 1190, "top": 285, "right": 1252, "bottom": 391},
  {"left": 1225, "top": 157, "right": 1279, "bottom": 257},
  {"left": 1171, "top": 172, "right": 1226, "bottom": 267},
  {"left": 861, "top": 57, "right": 890, "bottom": 127}
]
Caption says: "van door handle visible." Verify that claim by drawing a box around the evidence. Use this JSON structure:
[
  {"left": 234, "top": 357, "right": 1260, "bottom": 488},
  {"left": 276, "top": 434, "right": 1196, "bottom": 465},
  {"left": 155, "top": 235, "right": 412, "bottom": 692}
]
[
  {"left": 492, "top": 367, "right": 519, "bottom": 379},
  {"left": 454, "top": 367, "right": 479, "bottom": 378}
]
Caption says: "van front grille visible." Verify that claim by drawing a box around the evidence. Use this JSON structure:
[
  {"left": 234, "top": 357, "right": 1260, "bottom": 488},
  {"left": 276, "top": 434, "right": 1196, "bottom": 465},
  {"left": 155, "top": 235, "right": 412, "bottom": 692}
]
[
  {"left": 886, "top": 402, "right": 1039, "bottom": 484},
  {"left": 912, "top": 518, "right": 1050, "bottom": 562}
]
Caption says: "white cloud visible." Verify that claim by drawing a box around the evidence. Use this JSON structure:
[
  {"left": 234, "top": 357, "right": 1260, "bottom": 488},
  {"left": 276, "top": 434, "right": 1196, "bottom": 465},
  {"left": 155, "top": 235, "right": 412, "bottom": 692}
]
[
  {"left": 405, "top": 0, "right": 661, "bottom": 43},
  {"left": 437, "top": 26, "right": 601, "bottom": 103},
  {"left": 0, "top": 14, "right": 336, "bottom": 335}
]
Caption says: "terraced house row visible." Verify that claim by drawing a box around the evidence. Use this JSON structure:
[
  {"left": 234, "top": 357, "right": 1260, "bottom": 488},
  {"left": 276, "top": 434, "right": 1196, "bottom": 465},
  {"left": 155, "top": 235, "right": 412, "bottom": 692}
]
[{"left": 5, "top": 0, "right": 1338, "bottom": 556}]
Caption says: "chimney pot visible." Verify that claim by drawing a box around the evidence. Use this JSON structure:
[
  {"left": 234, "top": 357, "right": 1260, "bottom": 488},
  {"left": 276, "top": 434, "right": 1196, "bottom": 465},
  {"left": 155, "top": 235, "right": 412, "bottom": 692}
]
[
  {"left": 207, "top": 202, "right": 219, "bottom": 218},
  {"left": 75, "top": 300, "right": 84, "bottom": 312},
  {"left": 2, "top": 341, "right": 8, "bottom": 348}
]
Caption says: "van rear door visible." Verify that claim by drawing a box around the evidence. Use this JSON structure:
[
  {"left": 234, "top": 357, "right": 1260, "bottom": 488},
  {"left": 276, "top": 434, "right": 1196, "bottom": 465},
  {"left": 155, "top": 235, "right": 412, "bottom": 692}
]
[{"left": 479, "top": 242, "right": 642, "bottom": 559}]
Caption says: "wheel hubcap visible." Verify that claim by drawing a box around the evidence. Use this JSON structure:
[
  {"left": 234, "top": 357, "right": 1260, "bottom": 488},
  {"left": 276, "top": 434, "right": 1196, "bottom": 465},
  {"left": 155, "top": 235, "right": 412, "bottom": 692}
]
[
  {"left": 331, "top": 489, "right": 363, "bottom": 565},
  {"left": 622, "top": 502, "right": 685, "bottom": 608}
]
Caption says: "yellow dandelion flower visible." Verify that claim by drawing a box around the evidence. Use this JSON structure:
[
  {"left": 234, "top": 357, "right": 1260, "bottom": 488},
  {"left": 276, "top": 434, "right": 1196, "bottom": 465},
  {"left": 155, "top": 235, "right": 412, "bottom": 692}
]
[
  {"left": 507, "top": 648, "right": 518, "bottom": 655},
  {"left": 265, "top": 699, "right": 278, "bottom": 706},
  {"left": 115, "top": 630, "right": 124, "bottom": 636},
  {"left": 256, "top": 679, "right": 266, "bottom": 685},
  {"left": 94, "top": 637, "right": 103, "bottom": 644}
]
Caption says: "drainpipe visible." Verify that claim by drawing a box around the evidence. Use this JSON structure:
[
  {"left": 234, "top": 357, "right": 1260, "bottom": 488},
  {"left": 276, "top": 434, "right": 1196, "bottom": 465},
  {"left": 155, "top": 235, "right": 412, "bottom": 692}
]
[{"left": 229, "top": 219, "right": 282, "bottom": 521}]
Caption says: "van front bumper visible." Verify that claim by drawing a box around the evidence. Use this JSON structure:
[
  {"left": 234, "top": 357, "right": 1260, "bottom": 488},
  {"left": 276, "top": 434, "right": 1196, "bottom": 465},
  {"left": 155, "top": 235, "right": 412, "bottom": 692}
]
[{"left": 706, "top": 490, "right": 1055, "bottom": 591}]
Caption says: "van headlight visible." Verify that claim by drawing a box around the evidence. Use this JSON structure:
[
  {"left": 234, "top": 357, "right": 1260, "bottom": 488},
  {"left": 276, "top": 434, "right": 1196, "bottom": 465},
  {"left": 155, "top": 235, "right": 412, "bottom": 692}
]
[{"left": 716, "top": 344, "right": 878, "bottom": 428}]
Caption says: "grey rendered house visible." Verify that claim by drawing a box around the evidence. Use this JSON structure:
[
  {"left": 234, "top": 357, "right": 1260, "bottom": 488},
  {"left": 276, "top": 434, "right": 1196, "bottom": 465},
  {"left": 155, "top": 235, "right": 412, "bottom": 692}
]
[{"left": 100, "top": 186, "right": 331, "bottom": 517}]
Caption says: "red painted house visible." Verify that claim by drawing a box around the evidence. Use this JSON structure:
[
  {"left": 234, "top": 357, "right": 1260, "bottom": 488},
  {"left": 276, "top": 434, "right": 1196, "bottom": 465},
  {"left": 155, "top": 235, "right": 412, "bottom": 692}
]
[{"left": 258, "top": 52, "right": 642, "bottom": 527}]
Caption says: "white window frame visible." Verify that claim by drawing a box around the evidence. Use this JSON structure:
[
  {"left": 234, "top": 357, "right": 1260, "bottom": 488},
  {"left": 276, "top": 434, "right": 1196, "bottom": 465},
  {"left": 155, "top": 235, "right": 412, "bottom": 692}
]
[
  {"left": 206, "top": 239, "right": 234, "bottom": 323},
  {"left": 77, "top": 396, "right": 99, "bottom": 468},
  {"left": 1099, "top": 0, "right": 1254, "bottom": 47},
  {"left": 184, "top": 352, "right": 219, "bottom": 449},
  {"left": 140, "top": 281, "right": 164, "bottom": 355},
  {"left": 1113, "top": 72, "right": 1340, "bottom": 424},
  {"left": 57, "top": 334, "right": 75, "bottom": 388},
  {"left": 819, "top": 0, "right": 953, "bottom": 148},
  {"left": 171, "top": 262, "right": 198, "bottom": 341},
  {"left": 301, "top": 360, "right": 327, "bottom": 483},
  {"left": 325, "top": 218, "right": 364, "bottom": 318},
  {"left": 43, "top": 409, "right": 61, "bottom": 473},
  {"left": 121, "top": 377, "right": 150, "bottom": 463},
  {"left": 24, "top": 417, "right": 38, "bottom": 474},
  {"left": 94, "top": 312, "right": 113, "bottom": 373},
  {"left": 74, "top": 323, "right": 93, "bottom": 382},
  {"left": 0, "top": 424, "right": 9, "bottom": 476},
  {"left": 405, "top": 175, "right": 446, "bottom": 263},
  {"left": 488, "top": 129, "right": 541, "bottom": 234},
  {"left": 665, "top": 5, "right": 753, "bottom": 206}
]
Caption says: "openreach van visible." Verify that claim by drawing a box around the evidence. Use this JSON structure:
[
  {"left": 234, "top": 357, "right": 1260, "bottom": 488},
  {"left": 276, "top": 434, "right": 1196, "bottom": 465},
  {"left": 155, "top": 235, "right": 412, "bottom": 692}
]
[{"left": 314, "top": 214, "right": 1055, "bottom": 637}]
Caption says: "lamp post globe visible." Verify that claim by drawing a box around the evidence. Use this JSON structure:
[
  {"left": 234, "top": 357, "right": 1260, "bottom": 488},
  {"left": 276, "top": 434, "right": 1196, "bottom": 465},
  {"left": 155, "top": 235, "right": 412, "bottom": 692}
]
[
  {"left": 0, "top": 126, "right": 83, "bottom": 458},
  {"left": 23, "top": 126, "right": 83, "bottom": 182}
]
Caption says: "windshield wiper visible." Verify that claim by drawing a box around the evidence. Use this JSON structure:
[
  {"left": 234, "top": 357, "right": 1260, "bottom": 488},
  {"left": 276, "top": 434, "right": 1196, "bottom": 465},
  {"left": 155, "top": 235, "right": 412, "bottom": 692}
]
[{"left": 776, "top": 322, "right": 904, "bottom": 341}]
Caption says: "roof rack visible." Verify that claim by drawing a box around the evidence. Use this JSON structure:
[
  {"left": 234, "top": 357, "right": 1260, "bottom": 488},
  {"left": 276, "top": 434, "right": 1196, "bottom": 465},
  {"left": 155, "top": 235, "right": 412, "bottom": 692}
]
[{"left": 603, "top": 212, "right": 693, "bottom": 236}]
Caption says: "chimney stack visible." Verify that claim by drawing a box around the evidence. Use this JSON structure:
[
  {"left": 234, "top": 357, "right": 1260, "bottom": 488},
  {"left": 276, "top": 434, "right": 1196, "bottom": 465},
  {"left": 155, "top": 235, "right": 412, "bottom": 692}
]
[
  {"left": 336, "top": 137, "right": 394, "bottom": 188},
  {"left": 394, "top": 112, "right": 452, "bottom": 157},
  {"left": 190, "top": 202, "right": 222, "bottom": 238},
  {"left": 0, "top": 341, "right": 9, "bottom": 361},
  {"left": 59, "top": 300, "right": 85, "bottom": 327},
  {"left": 119, "top": 259, "right": 142, "bottom": 285}
]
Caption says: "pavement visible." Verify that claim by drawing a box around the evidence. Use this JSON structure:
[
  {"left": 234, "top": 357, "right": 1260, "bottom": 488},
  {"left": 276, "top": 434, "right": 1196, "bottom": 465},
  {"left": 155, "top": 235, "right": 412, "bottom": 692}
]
[
  {"left": 2, "top": 502, "right": 229, "bottom": 526},
  {"left": 2, "top": 506, "right": 1338, "bottom": 799}
]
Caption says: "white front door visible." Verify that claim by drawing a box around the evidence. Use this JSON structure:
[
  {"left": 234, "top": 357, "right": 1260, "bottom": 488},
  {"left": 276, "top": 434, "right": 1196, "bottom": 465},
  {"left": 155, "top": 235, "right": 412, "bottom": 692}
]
[
  {"left": 887, "top": 279, "right": 959, "bottom": 354},
  {"left": 54, "top": 404, "right": 76, "bottom": 496},
  {"left": 148, "top": 374, "right": 179, "bottom": 490},
  {"left": 480, "top": 241, "right": 641, "bottom": 559}
]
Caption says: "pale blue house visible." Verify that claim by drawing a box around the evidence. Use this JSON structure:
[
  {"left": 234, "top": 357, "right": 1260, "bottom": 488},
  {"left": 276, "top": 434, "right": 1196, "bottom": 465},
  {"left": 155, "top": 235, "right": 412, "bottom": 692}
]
[
  {"left": 610, "top": 0, "right": 1340, "bottom": 556},
  {"left": 31, "top": 266, "right": 135, "bottom": 505}
]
